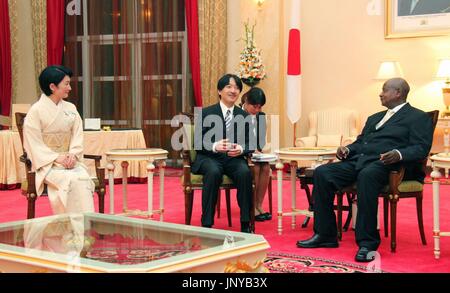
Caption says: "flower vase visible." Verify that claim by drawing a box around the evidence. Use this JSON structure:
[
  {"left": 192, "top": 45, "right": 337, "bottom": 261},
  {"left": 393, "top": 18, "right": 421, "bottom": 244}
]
[{"left": 242, "top": 78, "right": 261, "bottom": 88}]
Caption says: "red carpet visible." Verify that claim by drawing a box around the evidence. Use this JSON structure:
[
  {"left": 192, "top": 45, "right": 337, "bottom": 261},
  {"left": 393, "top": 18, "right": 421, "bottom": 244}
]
[{"left": 1, "top": 176, "right": 450, "bottom": 273}]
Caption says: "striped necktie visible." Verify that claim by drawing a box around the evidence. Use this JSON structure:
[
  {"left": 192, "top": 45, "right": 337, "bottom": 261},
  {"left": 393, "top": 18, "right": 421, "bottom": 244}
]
[{"left": 225, "top": 109, "right": 232, "bottom": 132}]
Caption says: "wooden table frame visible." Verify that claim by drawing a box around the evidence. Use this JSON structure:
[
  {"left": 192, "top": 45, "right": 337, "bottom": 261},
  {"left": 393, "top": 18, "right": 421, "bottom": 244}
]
[{"left": 106, "top": 148, "right": 168, "bottom": 220}]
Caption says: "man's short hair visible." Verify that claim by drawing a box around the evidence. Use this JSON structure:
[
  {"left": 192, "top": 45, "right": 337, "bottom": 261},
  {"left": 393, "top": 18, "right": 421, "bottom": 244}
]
[
  {"left": 217, "top": 74, "right": 243, "bottom": 93},
  {"left": 39, "top": 65, "right": 73, "bottom": 96}
]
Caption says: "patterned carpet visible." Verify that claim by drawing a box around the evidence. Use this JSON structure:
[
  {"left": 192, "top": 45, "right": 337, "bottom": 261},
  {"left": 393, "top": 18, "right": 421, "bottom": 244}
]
[
  {"left": 264, "top": 252, "right": 386, "bottom": 273},
  {"left": 85, "top": 244, "right": 384, "bottom": 273}
]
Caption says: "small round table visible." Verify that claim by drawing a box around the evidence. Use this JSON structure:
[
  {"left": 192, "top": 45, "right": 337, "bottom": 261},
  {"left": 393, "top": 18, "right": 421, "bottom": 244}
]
[
  {"left": 430, "top": 153, "right": 450, "bottom": 259},
  {"left": 106, "top": 148, "right": 168, "bottom": 220},
  {"left": 274, "top": 147, "right": 337, "bottom": 235}
]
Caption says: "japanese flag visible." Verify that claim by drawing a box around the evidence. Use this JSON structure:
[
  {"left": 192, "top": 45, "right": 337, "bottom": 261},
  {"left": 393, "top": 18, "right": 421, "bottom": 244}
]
[{"left": 285, "top": 0, "right": 301, "bottom": 124}]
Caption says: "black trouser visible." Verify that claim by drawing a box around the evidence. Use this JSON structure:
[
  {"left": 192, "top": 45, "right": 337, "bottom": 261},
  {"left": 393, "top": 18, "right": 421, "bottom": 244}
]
[
  {"left": 196, "top": 156, "right": 252, "bottom": 227},
  {"left": 312, "top": 160, "right": 389, "bottom": 250}
]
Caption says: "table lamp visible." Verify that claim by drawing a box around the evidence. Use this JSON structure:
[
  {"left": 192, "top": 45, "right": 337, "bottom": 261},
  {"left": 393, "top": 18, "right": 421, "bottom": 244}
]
[
  {"left": 375, "top": 61, "right": 404, "bottom": 80},
  {"left": 436, "top": 59, "right": 450, "bottom": 117}
]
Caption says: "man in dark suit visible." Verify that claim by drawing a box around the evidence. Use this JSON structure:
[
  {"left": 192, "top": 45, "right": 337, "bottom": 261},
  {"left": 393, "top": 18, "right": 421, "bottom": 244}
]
[
  {"left": 296, "top": 78, "right": 433, "bottom": 262},
  {"left": 398, "top": 0, "right": 450, "bottom": 16},
  {"left": 192, "top": 74, "right": 254, "bottom": 233}
]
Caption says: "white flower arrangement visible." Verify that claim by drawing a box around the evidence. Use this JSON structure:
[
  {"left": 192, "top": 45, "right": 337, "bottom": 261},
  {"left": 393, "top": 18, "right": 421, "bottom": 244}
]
[{"left": 236, "top": 21, "right": 266, "bottom": 85}]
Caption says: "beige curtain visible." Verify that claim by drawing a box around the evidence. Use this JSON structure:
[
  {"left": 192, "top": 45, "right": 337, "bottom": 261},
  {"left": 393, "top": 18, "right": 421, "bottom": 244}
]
[
  {"left": 198, "top": 0, "right": 227, "bottom": 106},
  {"left": 8, "top": 0, "right": 18, "bottom": 105},
  {"left": 31, "top": 0, "right": 47, "bottom": 97}
]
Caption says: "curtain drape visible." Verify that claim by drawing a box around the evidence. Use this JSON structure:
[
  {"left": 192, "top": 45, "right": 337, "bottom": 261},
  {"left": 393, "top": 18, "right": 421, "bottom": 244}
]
[
  {"left": 31, "top": 0, "right": 47, "bottom": 97},
  {"left": 185, "top": 0, "right": 202, "bottom": 107},
  {"left": 47, "top": 0, "right": 65, "bottom": 65},
  {"left": 198, "top": 0, "right": 227, "bottom": 106},
  {"left": 0, "top": 0, "right": 12, "bottom": 129}
]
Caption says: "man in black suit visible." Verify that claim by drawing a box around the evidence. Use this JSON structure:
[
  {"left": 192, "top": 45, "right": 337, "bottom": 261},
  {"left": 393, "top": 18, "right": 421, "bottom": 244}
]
[
  {"left": 398, "top": 0, "right": 450, "bottom": 16},
  {"left": 296, "top": 78, "right": 433, "bottom": 262},
  {"left": 192, "top": 74, "right": 254, "bottom": 232}
]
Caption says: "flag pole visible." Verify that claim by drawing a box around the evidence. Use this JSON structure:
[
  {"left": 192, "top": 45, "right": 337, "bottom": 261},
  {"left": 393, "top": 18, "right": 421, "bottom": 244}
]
[{"left": 293, "top": 122, "right": 296, "bottom": 146}]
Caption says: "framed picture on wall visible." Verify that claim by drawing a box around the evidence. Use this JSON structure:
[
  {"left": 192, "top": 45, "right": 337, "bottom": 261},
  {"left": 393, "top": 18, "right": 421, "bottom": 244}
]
[{"left": 385, "top": 0, "right": 450, "bottom": 38}]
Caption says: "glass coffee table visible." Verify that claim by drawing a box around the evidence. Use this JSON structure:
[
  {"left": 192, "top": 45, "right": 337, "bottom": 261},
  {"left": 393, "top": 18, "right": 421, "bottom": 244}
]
[{"left": 0, "top": 213, "right": 269, "bottom": 273}]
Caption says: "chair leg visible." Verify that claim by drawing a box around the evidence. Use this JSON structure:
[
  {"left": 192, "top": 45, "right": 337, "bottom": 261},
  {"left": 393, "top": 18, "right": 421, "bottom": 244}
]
[
  {"left": 343, "top": 193, "right": 353, "bottom": 232},
  {"left": 336, "top": 193, "right": 343, "bottom": 241},
  {"left": 27, "top": 194, "right": 37, "bottom": 219},
  {"left": 416, "top": 195, "right": 427, "bottom": 245},
  {"left": 383, "top": 197, "right": 389, "bottom": 237},
  {"left": 225, "top": 189, "right": 232, "bottom": 227},
  {"left": 268, "top": 176, "right": 273, "bottom": 215},
  {"left": 299, "top": 178, "right": 313, "bottom": 228},
  {"left": 97, "top": 189, "right": 105, "bottom": 214},
  {"left": 216, "top": 190, "right": 221, "bottom": 218},
  {"left": 184, "top": 190, "right": 194, "bottom": 225},
  {"left": 390, "top": 197, "right": 398, "bottom": 252}
]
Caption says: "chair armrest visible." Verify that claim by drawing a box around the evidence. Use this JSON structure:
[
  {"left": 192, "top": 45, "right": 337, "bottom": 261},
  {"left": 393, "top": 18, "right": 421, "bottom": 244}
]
[
  {"left": 388, "top": 165, "right": 405, "bottom": 195},
  {"left": 295, "top": 136, "right": 316, "bottom": 147},
  {"left": 83, "top": 154, "right": 102, "bottom": 172},
  {"left": 342, "top": 136, "right": 357, "bottom": 146},
  {"left": 181, "top": 150, "right": 192, "bottom": 185},
  {"left": 83, "top": 154, "right": 102, "bottom": 161}
]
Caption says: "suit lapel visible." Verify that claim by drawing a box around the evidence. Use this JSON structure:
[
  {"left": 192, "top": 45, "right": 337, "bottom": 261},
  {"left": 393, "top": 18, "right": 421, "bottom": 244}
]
[{"left": 377, "top": 103, "right": 411, "bottom": 131}]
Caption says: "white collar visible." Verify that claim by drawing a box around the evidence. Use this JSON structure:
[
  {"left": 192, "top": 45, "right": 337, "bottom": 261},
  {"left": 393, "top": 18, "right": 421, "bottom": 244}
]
[
  {"left": 219, "top": 101, "right": 234, "bottom": 118},
  {"left": 389, "top": 102, "right": 407, "bottom": 114}
]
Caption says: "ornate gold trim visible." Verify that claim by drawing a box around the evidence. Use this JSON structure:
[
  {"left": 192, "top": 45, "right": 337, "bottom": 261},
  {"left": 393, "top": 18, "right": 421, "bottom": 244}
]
[
  {"left": 31, "top": 0, "right": 47, "bottom": 97},
  {"left": 198, "top": 0, "right": 227, "bottom": 106},
  {"left": 8, "top": 0, "right": 18, "bottom": 104},
  {"left": 224, "top": 259, "right": 269, "bottom": 273}
]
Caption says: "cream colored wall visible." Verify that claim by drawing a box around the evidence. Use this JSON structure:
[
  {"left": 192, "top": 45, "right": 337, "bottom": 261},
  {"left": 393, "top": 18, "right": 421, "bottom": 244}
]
[
  {"left": 14, "top": 1, "right": 38, "bottom": 104},
  {"left": 228, "top": 0, "right": 450, "bottom": 148}
]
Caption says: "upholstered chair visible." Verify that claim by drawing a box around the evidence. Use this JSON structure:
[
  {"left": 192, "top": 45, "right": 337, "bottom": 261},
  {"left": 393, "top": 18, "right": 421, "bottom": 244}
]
[{"left": 15, "top": 112, "right": 106, "bottom": 219}]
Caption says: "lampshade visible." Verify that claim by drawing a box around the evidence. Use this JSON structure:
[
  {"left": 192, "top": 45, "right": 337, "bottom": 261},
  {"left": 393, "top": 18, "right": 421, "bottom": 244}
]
[
  {"left": 436, "top": 59, "right": 450, "bottom": 80},
  {"left": 375, "top": 61, "right": 404, "bottom": 80}
]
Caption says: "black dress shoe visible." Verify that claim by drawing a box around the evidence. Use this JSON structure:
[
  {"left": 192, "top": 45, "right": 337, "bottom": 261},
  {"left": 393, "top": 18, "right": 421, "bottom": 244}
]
[
  {"left": 255, "top": 214, "right": 266, "bottom": 222},
  {"left": 240, "top": 222, "right": 253, "bottom": 233},
  {"left": 262, "top": 212, "right": 272, "bottom": 220},
  {"left": 355, "top": 247, "right": 375, "bottom": 262},
  {"left": 296, "top": 234, "right": 339, "bottom": 248}
]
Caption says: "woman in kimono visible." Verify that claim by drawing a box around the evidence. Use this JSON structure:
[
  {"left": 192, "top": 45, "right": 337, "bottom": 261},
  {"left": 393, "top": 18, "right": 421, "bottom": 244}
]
[
  {"left": 240, "top": 87, "right": 272, "bottom": 222},
  {"left": 23, "top": 65, "right": 94, "bottom": 214}
]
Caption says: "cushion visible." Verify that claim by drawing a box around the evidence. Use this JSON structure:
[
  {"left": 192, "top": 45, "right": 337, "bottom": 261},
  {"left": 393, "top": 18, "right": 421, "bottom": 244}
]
[
  {"left": 182, "top": 174, "right": 234, "bottom": 185},
  {"left": 317, "top": 134, "right": 342, "bottom": 147}
]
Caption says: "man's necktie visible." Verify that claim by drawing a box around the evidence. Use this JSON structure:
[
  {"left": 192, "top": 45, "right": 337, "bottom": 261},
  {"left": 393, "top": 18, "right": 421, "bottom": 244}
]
[
  {"left": 376, "top": 109, "right": 395, "bottom": 130},
  {"left": 225, "top": 109, "right": 231, "bottom": 132}
]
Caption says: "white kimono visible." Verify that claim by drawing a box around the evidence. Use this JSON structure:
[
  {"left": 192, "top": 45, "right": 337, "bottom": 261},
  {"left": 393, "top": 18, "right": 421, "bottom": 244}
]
[{"left": 23, "top": 94, "right": 94, "bottom": 214}]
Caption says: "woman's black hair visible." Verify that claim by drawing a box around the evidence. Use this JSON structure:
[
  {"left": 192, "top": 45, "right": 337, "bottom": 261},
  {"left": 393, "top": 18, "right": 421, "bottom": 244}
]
[
  {"left": 241, "top": 87, "right": 266, "bottom": 106},
  {"left": 39, "top": 65, "right": 73, "bottom": 96}
]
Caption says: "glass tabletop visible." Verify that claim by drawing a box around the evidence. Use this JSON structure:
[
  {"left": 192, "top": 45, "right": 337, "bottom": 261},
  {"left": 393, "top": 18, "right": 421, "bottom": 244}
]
[{"left": 0, "top": 213, "right": 268, "bottom": 272}]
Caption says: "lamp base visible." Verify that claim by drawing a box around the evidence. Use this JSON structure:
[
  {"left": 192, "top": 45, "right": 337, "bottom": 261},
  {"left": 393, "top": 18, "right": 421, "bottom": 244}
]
[{"left": 441, "top": 109, "right": 450, "bottom": 117}]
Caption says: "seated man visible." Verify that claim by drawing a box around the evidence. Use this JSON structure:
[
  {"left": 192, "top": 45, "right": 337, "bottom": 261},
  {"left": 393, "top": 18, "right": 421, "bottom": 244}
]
[
  {"left": 192, "top": 74, "right": 253, "bottom": 233},
  {"left": 296, "top": 78, "right": 433, "bottom": 262}
]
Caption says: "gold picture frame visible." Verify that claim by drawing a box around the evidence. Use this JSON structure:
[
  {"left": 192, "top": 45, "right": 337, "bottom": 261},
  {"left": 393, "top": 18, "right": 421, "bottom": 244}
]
[{"left": 385, "top": 0, "right": 450, "bottom": 38}]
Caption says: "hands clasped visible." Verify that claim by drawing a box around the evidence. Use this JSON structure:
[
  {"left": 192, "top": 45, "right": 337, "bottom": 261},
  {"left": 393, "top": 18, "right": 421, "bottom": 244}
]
[
  {"left": 55, "top": 153, "right": 77, "bottom": 169},
  {"left": 215, "top": 139, "right": 241, "bottom": 157}
]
